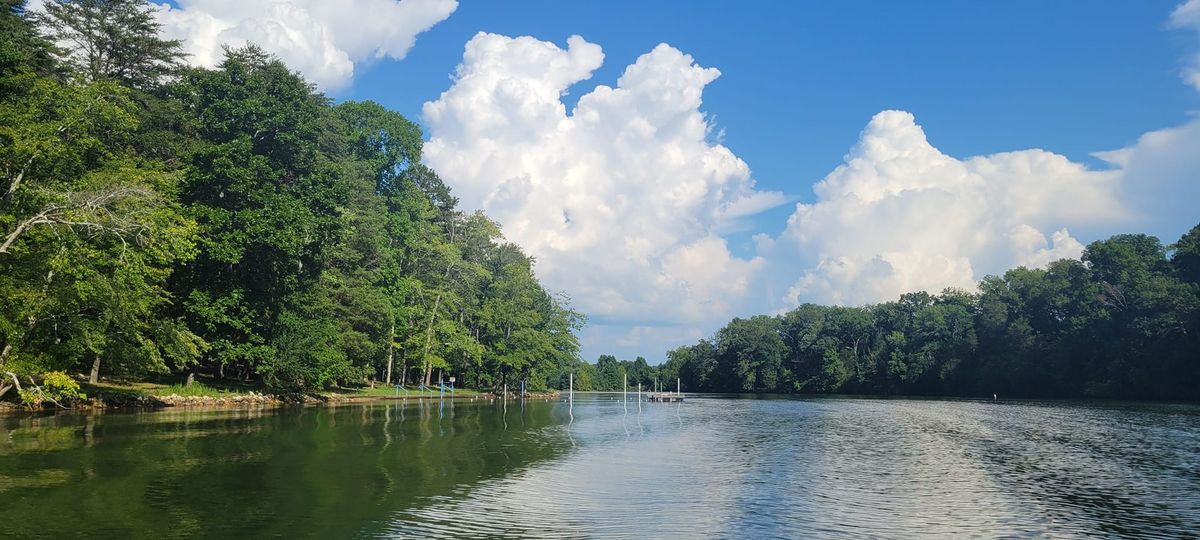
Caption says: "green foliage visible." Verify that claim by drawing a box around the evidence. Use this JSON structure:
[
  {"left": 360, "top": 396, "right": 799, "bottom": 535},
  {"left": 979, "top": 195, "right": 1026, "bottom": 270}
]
[
  {"left": 154, "top": 382, "right": 225, "bottom": 398},
  {"left": 1172, "top": 224, "right": 1200, "bottom": 284},
  {"left": 37, "top": 0, "right": 183, "bottom": 89},
  {"left": 18, "top": 370, "right": 86, "bottom": 407},
  {"left": 1, "top": 8, "right": 582, "bottom": 396},
  {"left": 666, "top": 226, "right": 1200, "bottom": 401}
]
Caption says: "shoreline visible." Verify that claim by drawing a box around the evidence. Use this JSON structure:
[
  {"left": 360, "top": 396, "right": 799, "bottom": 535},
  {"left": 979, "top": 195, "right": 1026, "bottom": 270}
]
[{"left": 0, "top": 389, "right": 563, "bottom": 415}]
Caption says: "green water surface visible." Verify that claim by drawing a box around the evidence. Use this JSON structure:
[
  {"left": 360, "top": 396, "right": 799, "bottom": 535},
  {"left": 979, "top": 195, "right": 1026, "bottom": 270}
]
[{"left": 2, "top": 395, "right": 1198, "bottom": 538}]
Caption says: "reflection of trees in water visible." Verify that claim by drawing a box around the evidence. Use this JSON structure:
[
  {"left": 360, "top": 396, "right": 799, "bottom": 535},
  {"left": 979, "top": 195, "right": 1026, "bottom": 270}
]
[{"left": 0, "top": 401, "right": 572, "bottom": 538}]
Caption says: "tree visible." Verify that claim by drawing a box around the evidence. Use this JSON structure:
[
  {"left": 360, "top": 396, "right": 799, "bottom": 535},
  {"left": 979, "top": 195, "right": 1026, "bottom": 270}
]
[
  {"left": 171, "top": 46, "right": 345, "bottom": 387},
  {"left": 2, "top": 11, "right": 587, "bottom": 399},
  {"left": 664, "top": 224, "right": 1199, "bottom": 401},
  {"left": 37, "top": 0, "right": 182, "bottom": 90},
  {"left": 593, "top": 355, "right": 622, "bottom": 391},
  {"left": 1, "top": 1, "right": 62, "bottom": 89},
  {"left": 1172, "top": 224, "right": 1200, "bottom": 284},
  {"left": 715, "top": 316, "right": 788, "bottom": 392},
  {"left": 1, "top": 5, "right": 198, "bottom": 391}
]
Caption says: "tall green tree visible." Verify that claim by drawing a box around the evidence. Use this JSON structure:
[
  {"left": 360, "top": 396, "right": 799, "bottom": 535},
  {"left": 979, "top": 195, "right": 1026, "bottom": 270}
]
[
  {"left": 1, "top": 2, "right": 199, "bottom": 393},
  {"left": 37, "top": 0, "right": 182, "bottom": 89},
  {"left": 171, "top": 46, "right": 348, "bottom": 388}
]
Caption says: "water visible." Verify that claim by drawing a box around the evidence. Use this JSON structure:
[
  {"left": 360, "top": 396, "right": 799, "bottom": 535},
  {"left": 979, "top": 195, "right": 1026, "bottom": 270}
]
[{"left": 1, "top": 395, "right": 1198, "bottom": 538}]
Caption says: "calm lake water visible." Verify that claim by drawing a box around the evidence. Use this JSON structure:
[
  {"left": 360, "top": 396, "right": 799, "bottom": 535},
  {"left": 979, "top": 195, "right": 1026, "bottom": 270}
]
[{"left": 1, "top": 394, "right": 1198, "bottom": 538}]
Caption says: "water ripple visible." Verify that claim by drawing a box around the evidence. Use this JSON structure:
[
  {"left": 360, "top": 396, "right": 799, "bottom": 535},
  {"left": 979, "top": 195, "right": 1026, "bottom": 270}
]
[{"left": 378, "top": 396, "right": 1200, "bottom": 539}]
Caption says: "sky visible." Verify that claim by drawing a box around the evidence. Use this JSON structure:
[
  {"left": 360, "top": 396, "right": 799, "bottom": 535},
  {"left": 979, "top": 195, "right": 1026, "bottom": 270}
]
[{"left": 139, "top": 0, "right": 1200, "bottom": 362}]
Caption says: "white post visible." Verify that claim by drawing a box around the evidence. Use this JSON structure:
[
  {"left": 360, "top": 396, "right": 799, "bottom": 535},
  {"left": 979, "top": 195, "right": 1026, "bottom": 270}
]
[
  {"left": 623, "top": 372, "right": 627, "bottom": 401},
  {"left": 638, "top": 383, "right": 641, "bottom": 400},
  {"left": 677, "top": 378, "right": 680, "bottom": 395},
  {"left": 569, "top": 372, "right": 573, "bottom": 401},
  {"left": 504, "top": 383, "right": 507, "bottom": 400}
]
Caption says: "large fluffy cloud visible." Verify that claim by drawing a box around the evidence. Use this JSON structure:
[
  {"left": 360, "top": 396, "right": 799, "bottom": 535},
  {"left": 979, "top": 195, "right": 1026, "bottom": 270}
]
[
  {"left": 770, "top": 110, "right": 1124, "bottom": 307},
  {"left": 768, "top": 0, "right": 1200, "bottom": 309},
  {"left": 423, "top": 33, "right": 786, "bottom": 328},
  {"left": 152, "top": 0, "right": 457, "bottom": 90},
  {"left": 1095, "top": 115, "right": 1200, "bottom": 243},
  {"left": 424, "top": 25, "right": 1199, "bottom": 359}
]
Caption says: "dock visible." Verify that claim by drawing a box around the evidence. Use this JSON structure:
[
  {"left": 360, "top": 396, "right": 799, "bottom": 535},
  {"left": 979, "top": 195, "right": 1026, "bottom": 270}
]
[{"left": 647, "top": 393, "right": 685, "bottom": 403}]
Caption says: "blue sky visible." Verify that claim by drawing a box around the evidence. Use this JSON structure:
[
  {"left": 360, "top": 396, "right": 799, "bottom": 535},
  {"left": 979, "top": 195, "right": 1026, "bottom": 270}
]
[
  {"left": 153, "top": 0, "right": 1200, "bottom": 362},
  {"left": 345, "top": 0, "right": 1196, "bottom": 226}
]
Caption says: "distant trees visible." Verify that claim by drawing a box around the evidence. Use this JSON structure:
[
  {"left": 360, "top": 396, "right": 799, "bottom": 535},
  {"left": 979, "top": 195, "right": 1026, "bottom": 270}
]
[
  {"left": 662, "top": 227, "right": 1200, "bottom": 400},
  {"left": 0, "top": 1, "right": 583, "bottom": 395},
  {"left": 564, "top": 354, "right": 669, "bottom": 392}
]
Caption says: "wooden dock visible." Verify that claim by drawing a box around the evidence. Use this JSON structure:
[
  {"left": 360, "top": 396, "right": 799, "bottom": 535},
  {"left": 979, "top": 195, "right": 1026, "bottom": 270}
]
[{"left": 647, "top": 393, "right": 685, "bottom": 403}]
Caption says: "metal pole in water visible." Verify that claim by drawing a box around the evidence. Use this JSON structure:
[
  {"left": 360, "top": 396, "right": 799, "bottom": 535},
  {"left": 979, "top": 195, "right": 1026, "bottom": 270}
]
[
  {"left": 677, "top": 378, "right": 680, "bottom": 395},
  {"left": 623, "top": 372, "right": 627, "bottom": 402},
  {"left": 569, "top": 372, "right": 574, "bottom": 401},
  {"left": 638, "top": 382, "right": 641, "bottom": 400},
  {"left": 504, "top": 383, "right": 507, "bottom": 400}
]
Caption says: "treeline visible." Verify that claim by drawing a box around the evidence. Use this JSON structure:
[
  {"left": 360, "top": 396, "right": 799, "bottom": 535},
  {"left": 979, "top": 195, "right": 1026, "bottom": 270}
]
[
  {"left": 659, "top": 228, "right": 1200, "bottom": 400},
  {"left": 0, "top": 0, "right": 582, "bottom": 396},
  {"left": 555, "top": 355, "right": 664, "bottom": 392}
]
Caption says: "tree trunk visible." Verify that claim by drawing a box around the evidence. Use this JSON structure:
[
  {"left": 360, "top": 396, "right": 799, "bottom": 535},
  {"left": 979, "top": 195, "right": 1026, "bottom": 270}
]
[
  {"left": 89, "top": 354, "right": 100, "bottom": 384},
  {"left": 185, "top": 371, "right": 195, "bottom": 387},
  {"left": 385, "top": 319, "right": 395, "bottom": 385},
  {"left": 421, "top": 290, "right": 444, "bottom": 387},
  {"left": 0, "top": 371, "right": 23, "bottom": 401}
]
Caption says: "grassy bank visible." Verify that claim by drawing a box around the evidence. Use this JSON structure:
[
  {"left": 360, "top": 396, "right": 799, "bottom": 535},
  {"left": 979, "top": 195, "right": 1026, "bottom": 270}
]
[
  {"left": 84, "top": 380, "right": 250, "bottom": 399},
  {"left": 0, "top": 373, "right": 548, "bottom": 413},
  {"left": 338, "top": 385, "right": 484, "bottom": 399},
  {"left": 60, "top": 378, "right": 495, "bottom": 410}
]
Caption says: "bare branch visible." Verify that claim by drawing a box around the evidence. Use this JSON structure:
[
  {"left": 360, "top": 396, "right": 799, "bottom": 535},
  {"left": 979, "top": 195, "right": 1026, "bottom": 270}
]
[
  {"left": 2, "top": 153, "right": 38, "bottom": 202},
  {"left": 0, "top": 186, "right": 159, "bottom": 256},
  {"left": 2, "top": 371, "right": 22, "bottom": 400}
]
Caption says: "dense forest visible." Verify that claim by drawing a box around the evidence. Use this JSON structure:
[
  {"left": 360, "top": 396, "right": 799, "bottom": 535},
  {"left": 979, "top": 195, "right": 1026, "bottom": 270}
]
[
  {"left": 0, "top": 0, "right": 583, "bottom": 399},
  {"left": 646, "top": 227, "right": 1200, "bottom": 400},
  {"left": 3, "top": 1, "right": 1197, "bottom": 405}
]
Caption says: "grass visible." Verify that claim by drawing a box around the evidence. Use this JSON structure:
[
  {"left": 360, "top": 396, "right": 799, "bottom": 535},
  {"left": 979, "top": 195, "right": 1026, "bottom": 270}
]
[
  {"left": 82, "top": 379, "right": 250, "bottom": 400},
  {"left": 151, "top": 382, "right": 233, "bottom": 398},
  {"left": 336, "top": 385, "right": 483, "bottom": 398},
  {"left": 77, "top": 377, "right": 487, "bottom": 404}
]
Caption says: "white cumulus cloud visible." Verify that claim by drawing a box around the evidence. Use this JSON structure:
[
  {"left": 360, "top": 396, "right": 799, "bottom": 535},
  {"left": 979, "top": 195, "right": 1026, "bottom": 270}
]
[
  {"left": 152, "top": 0, "right": 458, "bottom": 90},
  {"left": 772, "top": 110, "right": 1124, "bottom": 307},
  {"left": 1171, "top": 0, "right": 1200, "bottom": 90},
  {"left": 768, "top": 2, "right": 1200, "bottom": 309},
  {"left": 1094, "top": 115, "right": 1200, "bottom": 242},
  {"left": 422, "top": 33, "right": 787, "bottom": 332}
]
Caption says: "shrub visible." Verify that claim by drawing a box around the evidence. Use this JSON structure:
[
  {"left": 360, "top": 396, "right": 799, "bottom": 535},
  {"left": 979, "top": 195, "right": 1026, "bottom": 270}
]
[{"left": 19, "top": 371, "right": 87, "bottom": 408}]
